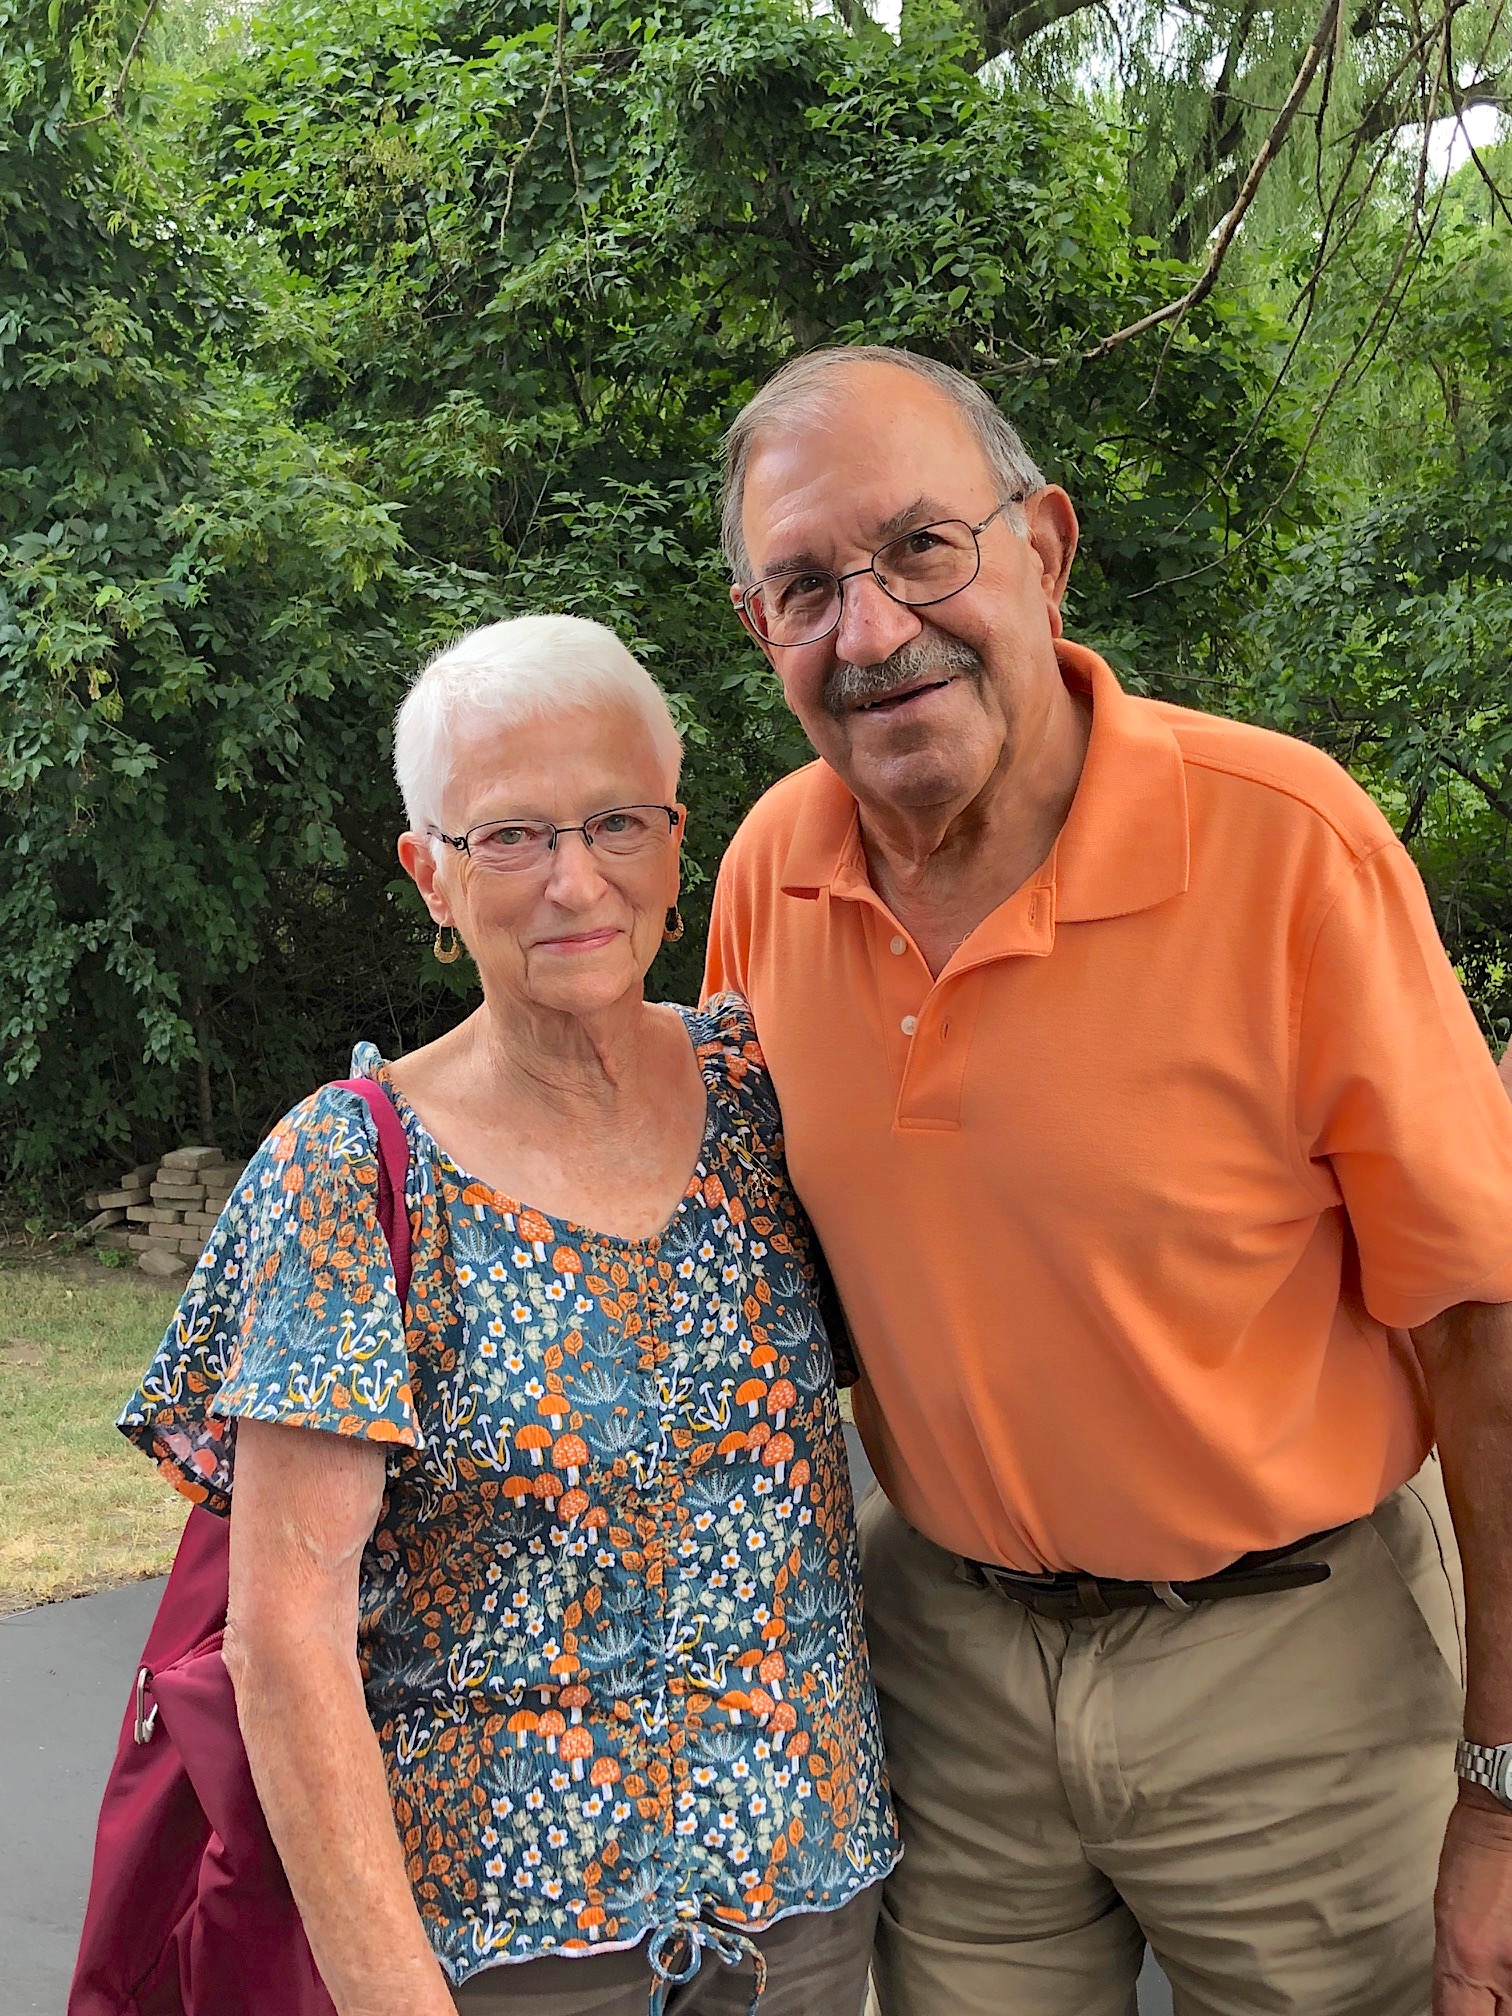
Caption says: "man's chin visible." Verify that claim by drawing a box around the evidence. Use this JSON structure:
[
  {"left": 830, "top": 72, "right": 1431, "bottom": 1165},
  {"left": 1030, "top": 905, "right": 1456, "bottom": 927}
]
[{"left": 841, "top": 741, "right": 990, "bottom": 814}]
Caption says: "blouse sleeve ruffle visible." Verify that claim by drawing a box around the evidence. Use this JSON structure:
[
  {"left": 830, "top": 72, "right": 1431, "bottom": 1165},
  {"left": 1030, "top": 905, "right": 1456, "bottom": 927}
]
[{"left": 116, "top": 1081, "right": 422, "bottom": 1515}]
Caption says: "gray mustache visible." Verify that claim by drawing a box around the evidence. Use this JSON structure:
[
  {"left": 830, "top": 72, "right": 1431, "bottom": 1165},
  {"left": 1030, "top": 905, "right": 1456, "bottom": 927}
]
[{"left": 823, "top": 638, "right": 983, "bottom": 717}]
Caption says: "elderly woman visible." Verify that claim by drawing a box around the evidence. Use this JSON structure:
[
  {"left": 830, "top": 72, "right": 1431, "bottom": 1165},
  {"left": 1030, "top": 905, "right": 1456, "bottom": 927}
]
[{"left": 119, "top": 615, "right": 898, "bottom": 2016}]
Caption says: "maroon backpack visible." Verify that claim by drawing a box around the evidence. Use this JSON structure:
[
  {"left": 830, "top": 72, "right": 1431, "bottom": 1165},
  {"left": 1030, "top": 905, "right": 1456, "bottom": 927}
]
[{"left": 68, "top": 1079, "right": 412, "bottom": 2016}]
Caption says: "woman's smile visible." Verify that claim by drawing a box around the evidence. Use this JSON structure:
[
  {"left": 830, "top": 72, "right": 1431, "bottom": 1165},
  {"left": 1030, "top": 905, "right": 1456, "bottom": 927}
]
[{"left": 532, "top": 924, "right": 622, "bottom": 955}]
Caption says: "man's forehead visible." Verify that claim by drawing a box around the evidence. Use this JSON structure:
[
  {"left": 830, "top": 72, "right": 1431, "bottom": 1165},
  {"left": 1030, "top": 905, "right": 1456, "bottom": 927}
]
[{"left": 741, "top": 373, "right": 993, "bottom": 558}]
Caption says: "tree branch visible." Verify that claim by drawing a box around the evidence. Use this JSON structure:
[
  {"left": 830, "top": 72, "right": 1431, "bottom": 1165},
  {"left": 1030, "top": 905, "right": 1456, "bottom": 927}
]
[{"left": 1005, "top": 0, "right": 1343, "bottom": 372}]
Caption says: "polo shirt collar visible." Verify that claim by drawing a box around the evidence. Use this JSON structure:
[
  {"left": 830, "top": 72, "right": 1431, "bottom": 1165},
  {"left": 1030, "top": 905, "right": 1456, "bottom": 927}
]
[
  {"left": 1051, "top": 641, "right": 1189, "bottom": 922},
  {"left": 777, "top": 640, "right": 1189, "bottom": 923}
]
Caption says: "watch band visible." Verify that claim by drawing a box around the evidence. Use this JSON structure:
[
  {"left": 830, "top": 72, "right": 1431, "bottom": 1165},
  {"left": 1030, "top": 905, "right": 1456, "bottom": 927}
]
[{"left": 1456, "top": 1738, "right": 1512, "bottom": 1806}]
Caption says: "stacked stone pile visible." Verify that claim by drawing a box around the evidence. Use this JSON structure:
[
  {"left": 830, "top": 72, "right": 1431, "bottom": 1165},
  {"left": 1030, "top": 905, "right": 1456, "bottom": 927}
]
[{"left": 84, "top": 1144, "right": 247, "bottom": 1277}]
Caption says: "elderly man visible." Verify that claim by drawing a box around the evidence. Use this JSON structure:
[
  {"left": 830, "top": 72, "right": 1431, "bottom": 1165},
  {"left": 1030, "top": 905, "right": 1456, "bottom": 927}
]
[{"left": 703, "top": 345, "right": 1512, "bottom": 2016}]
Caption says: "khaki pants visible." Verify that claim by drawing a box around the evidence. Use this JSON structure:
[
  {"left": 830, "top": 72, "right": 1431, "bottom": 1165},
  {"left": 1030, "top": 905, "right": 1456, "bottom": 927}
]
[
  {"left": 860, "top": 1460, "right": 1465, "bottom": 2016},
  {"left": 452, "top": 1887, "right": 880, "bottom": 2013}
]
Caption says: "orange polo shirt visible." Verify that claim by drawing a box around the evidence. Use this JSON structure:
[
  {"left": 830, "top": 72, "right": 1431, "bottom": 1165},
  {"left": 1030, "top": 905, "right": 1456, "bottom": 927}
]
[{"left": 705, "top": 641, "right": 1512, "bottom": 1579}]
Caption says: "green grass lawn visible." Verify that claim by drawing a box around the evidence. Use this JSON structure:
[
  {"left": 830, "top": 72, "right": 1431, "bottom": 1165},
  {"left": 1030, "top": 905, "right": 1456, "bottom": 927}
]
[{"left": 0, "top": 1259, "right": 188, "bottom": 1613}]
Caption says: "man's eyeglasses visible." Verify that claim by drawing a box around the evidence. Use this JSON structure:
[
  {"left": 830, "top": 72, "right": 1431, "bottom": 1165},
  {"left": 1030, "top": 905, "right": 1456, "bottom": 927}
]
[
  {"left": 737, "top": 499, "right": 1023, "bottom": 650},
  {"left": 431, "top": 804, "right": 680, "bottom": 874}
]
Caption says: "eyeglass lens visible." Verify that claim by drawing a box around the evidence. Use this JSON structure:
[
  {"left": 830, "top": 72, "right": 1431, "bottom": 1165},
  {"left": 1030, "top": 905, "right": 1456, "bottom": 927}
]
[
  {"left": 747, "top": 519, "right": 982, "bottom": 647},
  {"left": 466, "top": 807, "right": 670, "bottom": 872}
]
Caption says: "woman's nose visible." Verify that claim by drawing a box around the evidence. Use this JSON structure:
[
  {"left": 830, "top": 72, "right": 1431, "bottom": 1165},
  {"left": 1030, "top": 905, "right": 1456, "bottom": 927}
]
[{"left": 541, "top": 829, "right": 611, "bottom": 905}]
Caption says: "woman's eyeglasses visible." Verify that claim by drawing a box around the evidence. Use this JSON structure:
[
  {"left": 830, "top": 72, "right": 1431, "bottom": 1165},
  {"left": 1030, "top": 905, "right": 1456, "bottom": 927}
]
[{"left": 430, "top": 804, "right": 679, "bottom": 874}]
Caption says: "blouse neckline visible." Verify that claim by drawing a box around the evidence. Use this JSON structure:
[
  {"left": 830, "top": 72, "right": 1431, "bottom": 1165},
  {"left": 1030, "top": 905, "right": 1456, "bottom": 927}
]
[{"left": 363, "top": 1003, "right": 720, "bottom": 1255}]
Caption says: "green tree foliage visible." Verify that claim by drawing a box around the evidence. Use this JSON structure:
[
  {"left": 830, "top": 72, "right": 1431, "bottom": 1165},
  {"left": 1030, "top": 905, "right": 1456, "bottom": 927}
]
[
  {"left": 1251, "top": 177, "right": 1512, "bottom": 1039},
  {"left": 3, "top": 0, "right": 1304, "bottom": 1180},
  {"left": 0, "top": 0, "right": 494, "bottom": 1171}
]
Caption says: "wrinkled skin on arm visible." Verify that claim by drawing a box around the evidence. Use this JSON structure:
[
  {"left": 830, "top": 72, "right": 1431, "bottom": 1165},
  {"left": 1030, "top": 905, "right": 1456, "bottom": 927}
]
[
  {"left": 224, "top": 1421, "right": 458, "bottom": 2016},
  {"left": 1410, "top": 1295, "right": 1512, "bottom": 2016}
]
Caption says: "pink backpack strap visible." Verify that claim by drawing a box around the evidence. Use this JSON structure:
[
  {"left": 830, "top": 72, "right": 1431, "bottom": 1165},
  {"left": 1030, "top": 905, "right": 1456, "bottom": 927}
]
[{"left": 331, "top": 1076, "right": 412, "bottom": 1307}]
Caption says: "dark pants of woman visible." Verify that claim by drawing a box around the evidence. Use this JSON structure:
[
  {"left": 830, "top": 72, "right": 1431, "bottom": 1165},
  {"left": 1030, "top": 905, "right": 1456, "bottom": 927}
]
[{"left": 451, "top": 1885, "right": 880, "bottom": 2014}]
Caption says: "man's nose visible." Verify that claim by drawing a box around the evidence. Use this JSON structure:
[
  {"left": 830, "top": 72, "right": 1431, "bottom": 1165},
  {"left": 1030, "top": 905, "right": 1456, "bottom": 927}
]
[{"left": 832, "top": 571, "right": 923, "bottom": 666}]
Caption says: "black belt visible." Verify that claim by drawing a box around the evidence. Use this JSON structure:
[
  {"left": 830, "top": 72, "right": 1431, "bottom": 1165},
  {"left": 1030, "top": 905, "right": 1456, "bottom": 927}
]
[{"left": 963, "top": 1524, "right": 1344, "bottom": 1621}]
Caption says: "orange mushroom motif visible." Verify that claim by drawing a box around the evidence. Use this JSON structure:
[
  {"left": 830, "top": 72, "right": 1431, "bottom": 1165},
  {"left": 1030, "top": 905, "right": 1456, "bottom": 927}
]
[
  {"left": 766, "top": 1379, "right": 797, "bottom": 1431},
  {"left": 502, "top": 1475, "right": 534, "bottom": 1511},
  {"left": 749, "top": 1344, "right": 779, "bottom": 1380},
  {"left": 718, "top": 1689, "right": 753, "bottom": 1725},
  {"left": 557, "top": 1487, "right": 589, "bottom": 1526},
  {"left": 582, "top": 1504, "right": 608, "bottom": 1538},
  {"left": 559, "top": 1726, "right": 595, "bottom": 1781},
  {"left": 507, "top": 1709, "right": 539, "bottom": 1749},
  {"left": 763, "top": 1432, "right": 795, "bottom": 1485},
  {"left": 533, "top": 1471, "right": 563, "bottom": 1511},
  {"left": 759, "top": 1652, "right": 786, "bottom": 1701},
  {"left": 559, "top": 1683, "right": 590, "bottom": 1725},
  {"left": 515, "top": 1208, "right": 554, "bottom": 1257},
  {"left": 769, "top": 1701, "right": 798, "bottom": 1752},
  {"left": 787, "top": 1458, "right": 810, "bottom": 1499},
  {"left": 735, "top": 1378, "right": 766, "bottom": 1420},
  {"left": 718, "top": 1430, "right": 749, "bottom": 1466},
  {"left": 537, "top": 1709, "right": 566, "bottom": 1755},
  {"left": 553, "top": 1433, "right": 590, "bottom": 1487},
  {"left": 577, "top": 1903, "right": 607, "bottom": 1943},
  {"left": 551, "top": 1246, "right": 583, "bottom": 1291},
  {"left": 515, "top": 1424, "right": 552, "bottom": 1469},
  {"left": 537, "top": 1393, "right": 572, "bottom": 1429},
  {"left": 589, "top": 1756, "right": 621, "bottom": 1791}
]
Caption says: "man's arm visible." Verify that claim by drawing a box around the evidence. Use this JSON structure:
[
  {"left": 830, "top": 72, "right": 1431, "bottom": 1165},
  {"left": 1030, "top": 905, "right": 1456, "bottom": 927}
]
[
  {"left": 1411, "top": 1300, "right": 1512, "bottom": 2014},
  {"left": 225, "top": 1420, "right": 456, "bottom": 2016}
]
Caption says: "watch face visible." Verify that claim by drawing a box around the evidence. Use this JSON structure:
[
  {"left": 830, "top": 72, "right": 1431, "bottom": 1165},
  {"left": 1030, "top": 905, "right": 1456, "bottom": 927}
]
[{"left": 1497, "top": 1752, "right": 1512, "bottom": 1805}]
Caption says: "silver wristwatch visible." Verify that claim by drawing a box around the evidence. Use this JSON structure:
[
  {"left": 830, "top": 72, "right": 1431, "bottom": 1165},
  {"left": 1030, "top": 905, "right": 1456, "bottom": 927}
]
[{"left": 1456, "top": 1738, "right": 1512, "bottom": 1807}]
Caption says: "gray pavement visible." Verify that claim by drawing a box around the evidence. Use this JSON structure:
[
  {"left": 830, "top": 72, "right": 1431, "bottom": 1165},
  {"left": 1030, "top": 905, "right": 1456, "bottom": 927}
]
[{"left": 0, "top": 1431, "right": 1171, "bottom": 2015}]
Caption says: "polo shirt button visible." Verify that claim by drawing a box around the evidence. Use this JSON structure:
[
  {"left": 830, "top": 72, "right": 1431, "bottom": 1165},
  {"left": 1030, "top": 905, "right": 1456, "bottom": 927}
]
[
  {"left": 889, "top": 935, "right": 907, "bottom": 956},
  {"left": 901, "top": 1014, "right": 918, "bottom": 1037}
]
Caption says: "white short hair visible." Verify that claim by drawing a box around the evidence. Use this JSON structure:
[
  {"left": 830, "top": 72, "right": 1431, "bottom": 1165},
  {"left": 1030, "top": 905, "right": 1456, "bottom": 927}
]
[{"left": 393, "top": 615, "right": 683, "bottom": 832}]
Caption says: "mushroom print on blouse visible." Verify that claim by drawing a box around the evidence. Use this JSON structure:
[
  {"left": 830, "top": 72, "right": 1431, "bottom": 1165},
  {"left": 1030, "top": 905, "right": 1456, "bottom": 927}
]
[{"left": 119, "top": 997, "right": 899, "bottom": 1986}]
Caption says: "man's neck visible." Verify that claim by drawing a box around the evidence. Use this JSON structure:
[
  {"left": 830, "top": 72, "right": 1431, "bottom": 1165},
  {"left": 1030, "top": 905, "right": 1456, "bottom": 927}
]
[{"left": 857, "top": 673, "right": 1092, "bottom": 976}]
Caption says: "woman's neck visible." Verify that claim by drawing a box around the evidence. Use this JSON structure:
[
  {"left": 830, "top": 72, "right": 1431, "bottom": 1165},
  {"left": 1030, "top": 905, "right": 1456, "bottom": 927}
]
[{"left": 467, "top": 991, "right": 656, "bottom": 1122}]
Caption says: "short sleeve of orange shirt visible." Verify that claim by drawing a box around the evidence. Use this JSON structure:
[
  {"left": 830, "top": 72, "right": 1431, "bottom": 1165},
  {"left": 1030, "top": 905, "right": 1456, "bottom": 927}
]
[{"left": 705, "top": 641, "right": 1512, "bottom": 1580}]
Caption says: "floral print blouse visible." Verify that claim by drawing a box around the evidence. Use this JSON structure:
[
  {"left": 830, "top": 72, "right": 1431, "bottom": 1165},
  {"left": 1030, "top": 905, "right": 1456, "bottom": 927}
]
[{"left": 119, "top": 997, "right": 899, "bottom": 1987}]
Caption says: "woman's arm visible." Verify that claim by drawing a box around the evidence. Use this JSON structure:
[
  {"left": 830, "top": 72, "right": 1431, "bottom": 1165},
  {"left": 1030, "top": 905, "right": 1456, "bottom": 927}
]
[{"left": 224, "top": 1420, "right": 457, "bottom": 2016}]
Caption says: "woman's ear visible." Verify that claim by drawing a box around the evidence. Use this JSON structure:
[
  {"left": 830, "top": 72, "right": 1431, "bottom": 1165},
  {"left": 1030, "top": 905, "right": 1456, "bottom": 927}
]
[{"left": 397, "top": 831, "right": 452, "bottom": 926}]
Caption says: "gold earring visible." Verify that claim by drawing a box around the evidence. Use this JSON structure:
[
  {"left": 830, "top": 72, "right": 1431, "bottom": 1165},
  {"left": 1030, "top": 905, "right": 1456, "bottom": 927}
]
[
  {"left": 433, "top": 924, "right": 462, "bottom": 965},
  {"left": 663, "top": 905, "right": 685, "bottom": 944}
]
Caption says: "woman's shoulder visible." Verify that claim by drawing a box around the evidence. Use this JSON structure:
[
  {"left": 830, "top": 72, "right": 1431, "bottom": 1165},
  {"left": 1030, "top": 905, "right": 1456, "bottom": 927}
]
[
  {"left": 678, "top": 994, "right": 779, "bottom": 1115},
  {"left": 260, "top": 1046, "right": 388, "bottom": 1166}
]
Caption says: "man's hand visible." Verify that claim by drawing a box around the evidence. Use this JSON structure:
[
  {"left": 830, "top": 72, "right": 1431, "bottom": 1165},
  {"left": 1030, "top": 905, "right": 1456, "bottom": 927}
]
[{"left": 1435, "top": 1788, "right": 1512, "bottom": 2011}]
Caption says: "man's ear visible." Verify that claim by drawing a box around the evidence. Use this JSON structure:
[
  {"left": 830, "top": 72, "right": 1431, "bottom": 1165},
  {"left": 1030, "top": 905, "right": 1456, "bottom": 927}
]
[{"left": 1025, "top": 487, "right": 1078, "bottom": 640}]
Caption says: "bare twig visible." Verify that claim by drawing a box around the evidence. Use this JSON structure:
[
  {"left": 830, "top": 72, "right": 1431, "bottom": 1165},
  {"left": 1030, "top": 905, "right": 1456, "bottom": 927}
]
[
  {"left": 1130, "top": 10, "right": 1452, "bottom": 598},
  {"left": 1006, "top": 0, "right": 1344, "bottom": 375},
  {"left": 110, "top": 0, "right": 163, "bottom": 113},
  {"left": 499, "top": 62, "right": 559, "bottom": 235},
  {"left": 554, "top": 0, "right": 596, "bottom": 300},
  {"left": 1441, "top": 753, "right": 1512, "bottom": 825}
]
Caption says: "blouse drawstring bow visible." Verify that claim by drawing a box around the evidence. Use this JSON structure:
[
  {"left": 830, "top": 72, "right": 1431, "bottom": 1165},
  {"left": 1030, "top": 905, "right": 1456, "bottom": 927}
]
[{"left": 646, "top": 1918, "right": 767, "bottom": 2015}]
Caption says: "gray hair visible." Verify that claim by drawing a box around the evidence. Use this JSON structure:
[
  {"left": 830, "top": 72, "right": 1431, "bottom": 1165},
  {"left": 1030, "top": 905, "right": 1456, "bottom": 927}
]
[
  {"left": 720, "top": 346, "right": 1046, "bottom": 582},
  {"left": 393, "top": 614, "right": 683, "bottom": 833}
]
